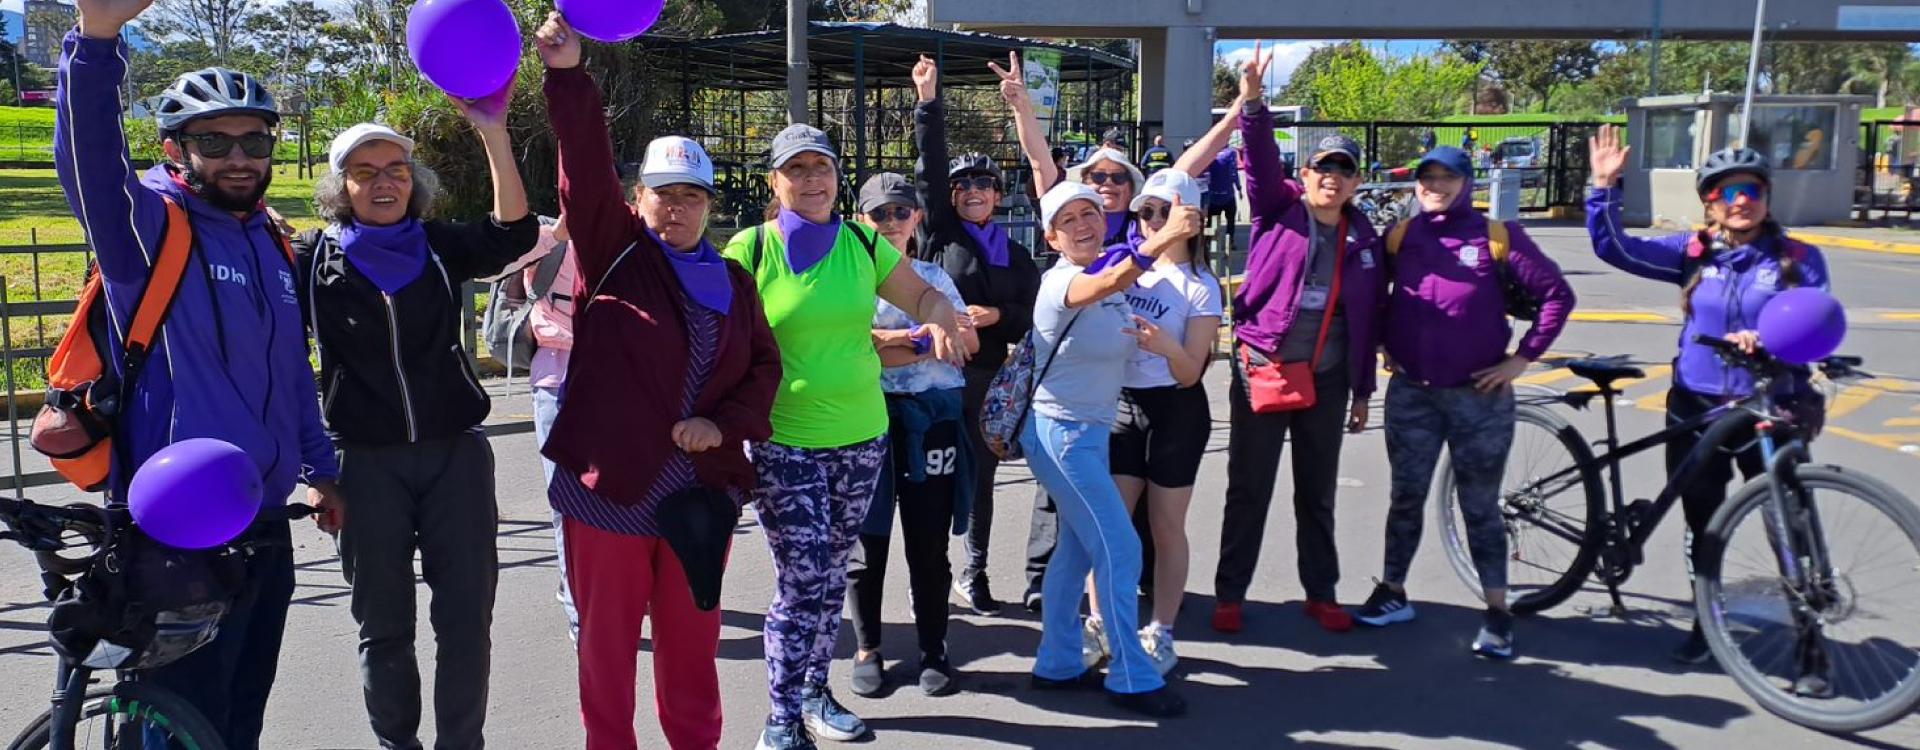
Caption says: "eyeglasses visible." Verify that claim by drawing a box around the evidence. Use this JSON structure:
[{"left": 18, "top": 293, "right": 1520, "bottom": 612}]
[
  {"left": 177, "top": 132, "right": 276, "bottom": 159},
  {"left": 867, "top": 206, "right": 914, "bottom": 223},
  {"left": 1308, "top": 157, "right": 1359, "bottom": 178},
  {"left": 952, "top": 175, "right": 1000, "bottom": 192},
  {"left": 346, "top": 163, "right": 415, "bottom": 184},
  {"left": 1085, "top": 171, "right": 1131, "bottom": 186},
  {"left": 1137, "top": 204, "right": 1169, "bottom": 223},
  {"left": 1716, "top": 182, "right": 1766, "bottom": 205}
]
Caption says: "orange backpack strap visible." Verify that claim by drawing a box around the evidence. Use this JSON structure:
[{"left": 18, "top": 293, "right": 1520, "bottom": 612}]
[{"left": 123, "top": 197, "right": 196, "bottom": 360}]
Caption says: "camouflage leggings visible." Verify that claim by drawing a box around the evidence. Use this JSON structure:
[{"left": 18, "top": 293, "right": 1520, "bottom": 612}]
[
  {"left": 1382, "top": 375, "right": 1516, "bottom": 591},
  {"left": 751, "top": 437, "right": 889, "bottom": 725}
]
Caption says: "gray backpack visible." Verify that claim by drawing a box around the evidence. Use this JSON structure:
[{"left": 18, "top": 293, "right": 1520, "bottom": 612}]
[{"left": 483, "top": 217, "right": 567, "bottom": 374}]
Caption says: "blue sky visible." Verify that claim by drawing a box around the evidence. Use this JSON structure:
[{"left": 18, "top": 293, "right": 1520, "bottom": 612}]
[{"left": 1215, "top": 40, "right": 1444, "bottom": 89}]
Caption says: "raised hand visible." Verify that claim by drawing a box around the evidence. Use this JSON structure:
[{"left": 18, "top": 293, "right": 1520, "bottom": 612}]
[
  {"left": 449, "top": 78, "right": 515, "bottom": 133},
  {"left": 1238, "top": 40, "right": 1275, "bottom": 105},
  {"left": 988, "top": 51, "right": 1030, "bottom": 113},
  {"left": 912, "top": 54, "right": 938, "bottom": 103},
  {"left": 1161, "top": 194, "right": 1204, "bottom": 242},
  {"left": 535, "top": 12, "right": 583, "bottom": 70},
  {"left": 1589, "top": 124, "right": 1631, "bottom": 187},
  {"left": 76, "top": 0, "right": 156, "bottom": 39}
]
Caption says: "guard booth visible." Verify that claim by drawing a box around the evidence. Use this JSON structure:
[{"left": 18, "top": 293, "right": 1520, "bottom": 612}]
[{"left": 1618, "top": 94, "right": 1871, "bottom": 228}]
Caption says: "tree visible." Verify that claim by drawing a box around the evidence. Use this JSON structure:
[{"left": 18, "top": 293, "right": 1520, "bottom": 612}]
[
  {"left": 1445, "top": 40, "right": 1601, "bottom": 112},
  {"left": 1286, "top": 46, "right": 1479, "bottom": 121},
  {"left": 1211, "top": 57, "right": 1238, "bottom": 108},
  {"left": 245, "top": 1, "right": 350, "bottom": 93},
  {"left": 142, "top": 0, "right": 262, "bottom": 60}
]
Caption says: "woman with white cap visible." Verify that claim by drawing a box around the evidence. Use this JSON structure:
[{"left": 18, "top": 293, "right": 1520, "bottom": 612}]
[
  {"left": 993, "top": 53, "right": 1146, "bottom": 256},
  {"left": 536, "top": 16, "right": 784, "bottom": 748},
  {"left": 715, "top": 96, "right": 968, "bottom": 750},
  {"left": 295, "top": 100, "right": 535, "bottom": 747},
  {"left": 1022, "top": 180, "right": 1198, "bottom": 719}
]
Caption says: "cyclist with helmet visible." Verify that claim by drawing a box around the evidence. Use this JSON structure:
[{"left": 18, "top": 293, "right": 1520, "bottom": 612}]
[
  {"left": 1585, "top": 125, "right": 1833, "bottom": 666},
  {"left": 53, "top": 2, "right": 342, "bottom": 747},
  {"left": 909, "top": 55, "right": 1043, "bottom": 617}
]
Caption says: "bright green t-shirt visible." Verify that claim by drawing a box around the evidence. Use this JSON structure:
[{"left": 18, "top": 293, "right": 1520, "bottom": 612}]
[{"left": 723, "top": 221, "right": 903, "bottom": 448}]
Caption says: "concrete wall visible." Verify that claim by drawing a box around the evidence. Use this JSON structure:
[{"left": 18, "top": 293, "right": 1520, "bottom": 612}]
[
  {"left": 931, "top": 0, "right": 1920, "bottom": 41},
  {"left": 1622, "top": 95, "right": 1870, "bottom": 228}
]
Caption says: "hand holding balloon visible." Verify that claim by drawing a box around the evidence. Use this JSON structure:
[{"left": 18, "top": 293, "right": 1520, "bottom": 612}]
[{"left": 535, "top": 12, "right": 583, "bottom": 70}]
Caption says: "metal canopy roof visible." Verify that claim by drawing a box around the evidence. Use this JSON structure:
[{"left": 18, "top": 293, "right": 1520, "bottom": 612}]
[{"left": 636, "top": 22, "right": 1135, "bottom": 91}]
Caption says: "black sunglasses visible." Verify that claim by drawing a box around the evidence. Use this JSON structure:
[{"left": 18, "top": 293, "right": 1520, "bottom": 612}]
[
  {"left": 1137, "top": 204, "right": 1169, "bottom": 223},
  {"left": 952, "top": 175, "right": 1000, "bottom": 192},
  {"left": 1085, "top": 171, "right": 1131, "bottom": 186},
  {"left": 177, "top": 132, "right": 277, "bottom": 159},
  {"left": 1308, "top": 157, "right": 1359, "bottom": 178},
  {"left": 867, "top": 205, "right": 914, "bottom": 223}
]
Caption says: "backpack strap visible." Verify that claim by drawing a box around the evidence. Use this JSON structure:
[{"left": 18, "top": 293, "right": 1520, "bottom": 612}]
[
  {"left": 529, "top": 241, "right": 568, "bottom": 298},
  {"left": 749, "top": 226, "right": 765, "bottom": 275},
  {"left": 1681, "top": 230, "right": 1712, "bottom": 287},
  {"left": 1385, "top": 219, "right": 1412, "bottom": 255},
  {"left": 848, "top": 221, "right": 880, "bottom": 262},
  {"left": 1488, "top": 220, "right": 1510, "bottom": 264},
  {"left": 124, "top": 197, "right": 197, "bottom": 374}
]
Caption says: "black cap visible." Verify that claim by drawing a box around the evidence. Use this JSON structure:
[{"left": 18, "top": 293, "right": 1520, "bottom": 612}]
[
  {"left": 1102, "top": 126, "right": 1127, "bottom": 147},
  {"left": 1309, "top": 134, "right": 1363, "bottom": 164},
  {"left": 858, "top": 172, "right": 920, "bottom": 213}
]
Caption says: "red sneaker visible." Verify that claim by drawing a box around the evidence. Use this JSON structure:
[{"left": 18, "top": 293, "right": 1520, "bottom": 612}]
[
  {"left": 1211, "top": 602, "right": 1244, "bottom": 634},
  {"left": 1304, "top": 600, "right": 1354, "bottom": 632}
]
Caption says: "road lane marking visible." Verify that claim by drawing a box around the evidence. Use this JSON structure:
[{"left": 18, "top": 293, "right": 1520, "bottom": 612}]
[
  {"left": 1826, "top": 386, "right": 1881, "bottom": 419},
  {"left": 1824, "top": 426, "right": 1920, "bottom": 460},
  {"left": 1570, "top": 311, "right": 1674, "bottom": 323},
  {"left": 1885, "top": 417, "right": 1920, "bottom": 428},
  {"left": 1517, "top": 368, "right": 1575, "bottom": 386},
  {"left": 1879, "top": 312, "right": 1920, "bottom": 322}
]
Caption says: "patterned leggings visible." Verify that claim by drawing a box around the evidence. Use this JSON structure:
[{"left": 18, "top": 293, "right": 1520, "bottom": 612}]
[
  {"left": 1382, "top": 375, "right": 1516, "bottom": 591},
  {"left": 752, "top": 437, "right": 889, "bottom": 725}
]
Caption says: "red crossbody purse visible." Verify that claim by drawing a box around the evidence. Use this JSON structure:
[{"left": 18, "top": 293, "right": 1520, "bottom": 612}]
[{"left": 1240, "top": 218, "right": 1346, "bottom": 413}]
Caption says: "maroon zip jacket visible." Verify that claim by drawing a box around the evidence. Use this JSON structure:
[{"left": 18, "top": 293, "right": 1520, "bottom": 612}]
[{"left": 540, "top": 64, "right": 781, "bottom": 500}]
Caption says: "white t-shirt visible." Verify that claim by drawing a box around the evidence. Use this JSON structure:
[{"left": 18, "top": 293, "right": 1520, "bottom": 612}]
[{"left": 1122, "top": 262, "right": 1224, "bottom": 389}]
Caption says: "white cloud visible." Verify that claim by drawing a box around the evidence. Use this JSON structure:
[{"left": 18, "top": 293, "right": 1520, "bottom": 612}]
[{"left": 1217, "top": 41, "right": 1332, "bottom": 91}]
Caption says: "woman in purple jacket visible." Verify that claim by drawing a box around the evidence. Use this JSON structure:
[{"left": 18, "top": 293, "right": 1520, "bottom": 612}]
[
  {"left": 1584, "top": 127, "right": 1831, "bottom": 664},
  {"left": 1354, "top": 147, "right": 1575, "bottom": 661},
  {"left": 1197, "top": 47, "right": 1389, "bottom": 636}
]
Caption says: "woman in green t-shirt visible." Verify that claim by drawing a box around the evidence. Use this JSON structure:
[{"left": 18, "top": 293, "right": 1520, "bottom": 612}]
[{"left": 722, "top": 124, "right": 966, "bottom": 750}]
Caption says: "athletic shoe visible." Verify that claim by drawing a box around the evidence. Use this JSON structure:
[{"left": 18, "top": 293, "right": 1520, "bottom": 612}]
[
  {"left": 1671, "top": 625, "right": 1712, "bottom": 665},
  {"left": 1211, "top": 602, "right": 1244, "bottom": 633},
  {"left": 1355, "top": 581, "right": 1416, "bottom": 627},
  {"left": 755, "top": 721, "right": 817, "bottom": 750},
  {"left": 799, "top": 685, "right": 867, "bottom": 742},
  {"left": 919, "top": 656, "right": 959, "bottom": 697},
  {"left": 1140, "top": 624, "right": 1178, "bottom": 676},
  {"left": 1472, "top": 608, "right": 1516, "bottom": 660},
  {"left": 849, "top": 651, "right": 884, "bottom": 697},
  {"left": 1107, "top": 686, "right": 1188, "bottom": 718},
  {"left": 953, "top": 573, "right": 1003, "bottom": 616},
  {"left": 1304, "top": 600, "right": 1355, "bottom": 632},
  {"left": 1024, "top": 586, "right": 1044, "bottom": 612},
  {"left": 1082, "top": 617, "right": 1111, "bottom": 669}
]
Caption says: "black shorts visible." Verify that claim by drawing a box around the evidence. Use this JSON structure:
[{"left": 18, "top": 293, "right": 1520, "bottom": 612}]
[{"left": 1110, "top": 384, "right": 1213, "bottom": 488}]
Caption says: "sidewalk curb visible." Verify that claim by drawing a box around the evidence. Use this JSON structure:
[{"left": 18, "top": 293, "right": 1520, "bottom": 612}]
[{"left": 1791, "top": 231, "right": 1920, "bottom": 256}]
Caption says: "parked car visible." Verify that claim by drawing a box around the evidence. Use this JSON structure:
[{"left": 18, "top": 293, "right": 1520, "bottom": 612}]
[{"left": 1491, "top": 137, "right": 1544, "bottom": 187}]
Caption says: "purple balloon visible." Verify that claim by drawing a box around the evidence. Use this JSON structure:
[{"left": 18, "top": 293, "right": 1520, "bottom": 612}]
[
  {"left": 559, "top": 0, "right": 665, "bottom": 43},
  {"left": 1757, "top": 287, "right": 1847, "bottom": 365},
  {"left": 407, "top": 0, "right": 522, "bottom": 99},
  {"left": 128, "top": 438, "right": 264, "bottom": 550}
]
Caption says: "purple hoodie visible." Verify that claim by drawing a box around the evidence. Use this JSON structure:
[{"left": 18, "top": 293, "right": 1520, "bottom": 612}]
[
  {"left": 54, "top": 31, "right": 337, "bottom": 504},
  {"left": 1233, "top": 103, "right": 1388, "bottom": 398},
  {"left": 1384, "top": 158, "right": 1575, "bottom": 389}
]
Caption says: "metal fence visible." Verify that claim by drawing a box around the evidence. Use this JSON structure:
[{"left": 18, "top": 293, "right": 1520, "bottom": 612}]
[
  {"left": 1859, "top": 120, "right": 1920, "bottom": 219},
  {"left": 1284, "top": 120, "right": 1606, "bottom": 212}
]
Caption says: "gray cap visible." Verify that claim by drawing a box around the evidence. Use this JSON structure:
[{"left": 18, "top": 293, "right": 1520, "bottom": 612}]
[
  {"left": 858, "top": 173, "right": 919, "bottom": 213},
  {"left": 770, "top": 123, "right": 838, "bottom": 168},
  {"left": 1309, "top": 134, "right": 1363, "bottom": 164}
]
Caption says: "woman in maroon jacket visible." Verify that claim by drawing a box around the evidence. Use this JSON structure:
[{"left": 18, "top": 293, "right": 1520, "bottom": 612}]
[{"left": 537, "top": 16, "right": 781, "bottom": 749}]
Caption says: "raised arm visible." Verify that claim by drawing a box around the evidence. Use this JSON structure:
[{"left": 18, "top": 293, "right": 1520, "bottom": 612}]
[
  {"left": 912, "top": 56, "right": 960, "bottom": 233},
  {"left": 58, "top": 2, "right": 170, "bottom": 284},
  {"left": 536, "top": 13, "right": 641, "bottom": 286},
  {"left": 1174, "top": 63, "right": 1261, "bottom": 180},
  {"left": 1584, "top": 123, "right": 1687, "bottom": 283},
  {"left": 1067, "top": 200, "right": 1202, "bottom": 308},
  {"left": 990, "top": 52, "right": 1060, "bottom": 194},
  {"left": 1232, "top": 44, "right": 1299, "bottom": 221}
]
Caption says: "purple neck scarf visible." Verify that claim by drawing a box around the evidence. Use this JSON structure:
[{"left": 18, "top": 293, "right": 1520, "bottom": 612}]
[
  {"left": 776, "top": 208, "right": 841, "bottom": 274},
  {"left": 647, "top": 227, "right": 732, "bottom": 315},
  {"left": 340, "top": 219, "right": 429, "bottom": 295},
  {"left": 963, "top": 219, "right": 1010, "bottom": 267},
  {"left": 1104, "top": 211, "right": 1130, "bottom": 246}
]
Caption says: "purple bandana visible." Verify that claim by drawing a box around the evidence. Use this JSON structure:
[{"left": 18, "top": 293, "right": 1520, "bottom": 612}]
[
  {"left": 963, "top": 219, "right": 1010, "bottom": 267},
  {"left": 646, "top": 227, "right": 732, "bottom": 315},
  {"left": 340, "top": 219, "right": 428, "bottom": 295},
  {"left": 776, "top": 208, "right": 841, "bottom": 274}
]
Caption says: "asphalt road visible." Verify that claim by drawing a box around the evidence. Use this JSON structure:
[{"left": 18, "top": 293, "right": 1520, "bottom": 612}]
[{"left": 2, "top": 222, "right": 1918, "bottom": 749}]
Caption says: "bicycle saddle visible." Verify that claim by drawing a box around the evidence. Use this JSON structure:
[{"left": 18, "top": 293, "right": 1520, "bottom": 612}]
[{"left": 1567, "top": 359, "right": 1646, "bottom": 391}]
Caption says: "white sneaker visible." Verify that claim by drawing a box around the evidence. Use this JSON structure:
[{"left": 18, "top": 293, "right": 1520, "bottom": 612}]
[
  {"left": 1140, "top": 625, "right": 1178, "bottom": 676},
  {"left": 1081, "top": 617, "right": 1110, "bottom": 669}
]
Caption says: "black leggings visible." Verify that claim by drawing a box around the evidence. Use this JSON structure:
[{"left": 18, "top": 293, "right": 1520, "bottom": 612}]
[
  {"left": 847, "top": 421, "right": 960, "bottom": 660},
  {"left": 1665, "top": 384, "right": 1824, "bottom": 561}
]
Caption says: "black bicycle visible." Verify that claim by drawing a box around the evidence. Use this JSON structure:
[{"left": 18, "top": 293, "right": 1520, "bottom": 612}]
[
  {"left": 1431, "top": 338, "right": 1920, "bottom": 732},
  {"left": 1, "top": 496, "right": 311, "bottom": 750}
]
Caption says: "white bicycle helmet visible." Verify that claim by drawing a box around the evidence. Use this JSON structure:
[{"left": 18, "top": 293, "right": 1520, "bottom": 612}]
[{"left": 153, "top": 67, "right": 279, "bottom": 133}]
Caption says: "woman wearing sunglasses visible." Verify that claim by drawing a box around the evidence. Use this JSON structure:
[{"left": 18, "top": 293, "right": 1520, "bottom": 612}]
[
  {"left": 1352, "top": 146, "right": 1574, "bottom": 661},
  {"left": 1585, "top": 127, "right": 1831, "bottom": 667},
  {"left": 296, "top": 107, "right": 536, "bottom": 748},
  {"left": 1189, "top": 44, "right": 1388, "bottom": 636},
  {"left": 842, "top": 170, "right": 981, "bottom": 699},
  {"left": 909, "top": 56, "right": 1043, "bottom": 617}
]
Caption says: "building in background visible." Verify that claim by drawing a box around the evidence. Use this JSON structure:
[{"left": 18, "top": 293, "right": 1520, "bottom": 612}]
[{"left": 21, "top": 1, "right": 76, "bottom": 69}]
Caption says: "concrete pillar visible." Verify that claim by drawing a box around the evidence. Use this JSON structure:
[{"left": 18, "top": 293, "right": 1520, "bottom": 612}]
[
  {"left": 1137, "top": 30, "right": 1168, "bottom": 138},
  {"left": 1163, "top": 25, "right": 1214, "bottom": 160}
]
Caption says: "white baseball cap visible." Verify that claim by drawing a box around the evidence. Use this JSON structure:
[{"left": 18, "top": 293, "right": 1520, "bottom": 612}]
[
  {"left": 1129, "top": 169, "right": 1202, "bottom": 213},
  {"left": 1040, "top": 181, "right": 1105, "bottom": 229},
  {"left": 1065, "top": 147, "right": 1145, "bottom": 192},
  {"left": 642, "top": 136, "right": 716, "bottom": 192},
  {"left": 329, "top": 123, "right": 414, "bottom": 173}
]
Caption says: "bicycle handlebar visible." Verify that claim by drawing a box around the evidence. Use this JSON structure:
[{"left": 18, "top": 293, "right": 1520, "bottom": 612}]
[
  {"left": 1691, "top": 335, "right": 1867, "bottom": 380},
  {"left": 1, "top": 497, "right": 319, "bottom": 554}
]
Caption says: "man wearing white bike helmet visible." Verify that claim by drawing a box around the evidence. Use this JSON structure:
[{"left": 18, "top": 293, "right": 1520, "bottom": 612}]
[{"left": 55, "top": 2, "right": 344, "bottom": 748}]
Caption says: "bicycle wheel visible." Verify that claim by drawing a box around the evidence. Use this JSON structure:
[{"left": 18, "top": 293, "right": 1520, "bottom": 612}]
[
  {"left": 7, "top": 680, "right": 226, "bottom": 750},
  {"left": 1697, "top": 465, "right": 1920, "bottom": 733},
  {"left": 1436, "top": 402, "right": 1605, "bottom": 614}
]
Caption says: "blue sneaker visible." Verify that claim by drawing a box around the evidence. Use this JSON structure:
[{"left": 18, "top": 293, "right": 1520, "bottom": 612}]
[
  {"left": 755, "top": 721, "right": 816, "bottom": 750},
  {"left": 1472, "top": 608, "right": 1516, "bottom": 660},
  {"left": 800, "top": 685, "right": 867, "bottom": 742},
  {"left": 1355, "top": 581, "right": 1416, "bottom": 627}
]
